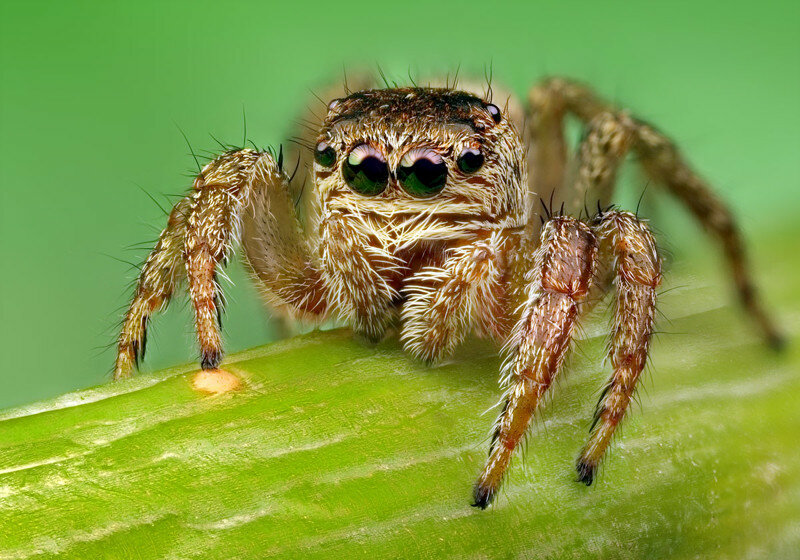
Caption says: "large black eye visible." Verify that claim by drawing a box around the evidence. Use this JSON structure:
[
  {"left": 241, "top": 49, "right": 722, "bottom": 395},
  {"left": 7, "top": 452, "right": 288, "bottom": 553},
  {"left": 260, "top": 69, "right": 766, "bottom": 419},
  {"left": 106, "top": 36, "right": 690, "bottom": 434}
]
[
  {"left": 397, "top": 148, "right": 448, "bottom": 198},
  {"left": 314, "top": 141, "right": 336, "bottom": 167},
  {"left": 486, "top": 104, "right": 502, "bottom": 123},
  {"left": 457, "top": 147, "right": 484, "bottom": 174},
  {"left": 342, "top": 144, "right": 389, "bottom": 196}
]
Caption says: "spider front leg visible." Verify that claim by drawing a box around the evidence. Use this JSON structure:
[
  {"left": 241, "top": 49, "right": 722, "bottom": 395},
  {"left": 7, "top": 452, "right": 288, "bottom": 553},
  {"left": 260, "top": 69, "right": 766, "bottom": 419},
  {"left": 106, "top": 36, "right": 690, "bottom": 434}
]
[
  {"left": 115, "top": 149, "right": 326, "bottom": 379},
  {"left": 473, "top": 217, "right": 597, "bottom": 508},
  {"left": 115, "top": 197, "right": 191, "bottom": 378},
  {"left": 400, "top": 231, "right": 512, "bottom": 363},
  {"left": 319, "top": 212, "right": 403, "bottom": 341},
  {"left": 576, "top": 210, "right": 661, "bottom": 484}
]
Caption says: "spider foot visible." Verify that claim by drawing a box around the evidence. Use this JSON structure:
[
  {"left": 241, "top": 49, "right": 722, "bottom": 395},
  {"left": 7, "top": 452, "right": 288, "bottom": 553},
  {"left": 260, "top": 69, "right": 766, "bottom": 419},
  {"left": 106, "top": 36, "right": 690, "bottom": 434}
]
[
  {"left": 352, "top": 327, "right": 388, "bottom": 345},
  {"left": 576, "top": 459, "right": 596, "bottom": 486},
  {"left": 471, "top": 482, "right": 496, "bottom": 510},
  {"left": 200, "top": 349, "right": 222, "bottom": 371},
  {"left": 766, "top": 331, "right": 787, "bottom": 352}
]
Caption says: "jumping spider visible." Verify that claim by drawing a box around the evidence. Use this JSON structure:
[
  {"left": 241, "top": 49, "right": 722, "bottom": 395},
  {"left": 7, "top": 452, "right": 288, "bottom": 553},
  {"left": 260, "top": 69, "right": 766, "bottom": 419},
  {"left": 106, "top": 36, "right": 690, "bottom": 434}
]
[{"left": 114, "top": 76, "right": 781, "bottom": 508}]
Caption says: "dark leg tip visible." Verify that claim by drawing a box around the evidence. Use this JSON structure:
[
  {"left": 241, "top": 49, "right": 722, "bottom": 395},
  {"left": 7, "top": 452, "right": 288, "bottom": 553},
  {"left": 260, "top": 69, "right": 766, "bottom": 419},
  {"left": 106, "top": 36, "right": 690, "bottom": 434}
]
[
  {"left": 576, "top": 460, "right": 595, "bottom": 486},
  {"left": 201, "top": 350, "right": 222, "bottom": 370},
  {"left": 353, "top": 329, "right": 385, "bottom": 346},
  {"left": 422, "top": 356, "right": 441, "bottom": 368},
  {"left": 471, "top": 484, "right": 495, "bottom": 510},
  {"left": 767, "top": 332, "right": 787, "bottom": 353}
]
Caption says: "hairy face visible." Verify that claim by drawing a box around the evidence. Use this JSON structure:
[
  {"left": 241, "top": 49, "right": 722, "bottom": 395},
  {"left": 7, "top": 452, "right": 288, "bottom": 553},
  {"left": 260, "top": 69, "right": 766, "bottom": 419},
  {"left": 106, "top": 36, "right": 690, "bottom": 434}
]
[{"left": 312, "top": 88, "right": 527, "bottom": 234}]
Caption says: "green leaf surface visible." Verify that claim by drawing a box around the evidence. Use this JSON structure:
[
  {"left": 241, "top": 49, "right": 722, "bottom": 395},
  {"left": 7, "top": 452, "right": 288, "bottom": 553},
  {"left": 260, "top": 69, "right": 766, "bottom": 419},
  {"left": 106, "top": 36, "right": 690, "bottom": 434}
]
[{"left": 1, "top": 249, "right": 799, "bottom": 560}]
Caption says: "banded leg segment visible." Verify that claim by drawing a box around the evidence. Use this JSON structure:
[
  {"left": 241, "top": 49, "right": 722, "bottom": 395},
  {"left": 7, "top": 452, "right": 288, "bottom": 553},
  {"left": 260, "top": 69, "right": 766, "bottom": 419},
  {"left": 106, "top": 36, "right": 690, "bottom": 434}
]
[
  {"left": 570, "top": 111, "right": 636, "bottom": 310},
  {"left": 527, "top": 77, "right": 780, "bottom": 346},
  {"left": 527, "top": 78, "right": 609, "bottom": 217},
  {"left": 115, "top": 149, "right": 325, "bottom": 378},
  {"left": 114, "top": 198, "right": 191, "bottom": 379},
  {"left": 183, "top": 150, "right": 266, "bottom": 370},
  {"left": 634, "top": 124, "right": 783, "bottom": 347},
  {"left": 184, "top": 184, "right": 247, "bottom": 370},
  {"left": 240, "top": 150, "right": 328, "bottom": 320},
  {"left": 577, "top": 211, "right": 661, "bottom": 485},
  {"left": 473, "top": 217, "right": 597, "bottom": 508},
  {"left": 400, "top": 231, "right": 512, "bottom": 363},
  {"left": 570, "top": 112, "right": 635, "bottom": 214}
]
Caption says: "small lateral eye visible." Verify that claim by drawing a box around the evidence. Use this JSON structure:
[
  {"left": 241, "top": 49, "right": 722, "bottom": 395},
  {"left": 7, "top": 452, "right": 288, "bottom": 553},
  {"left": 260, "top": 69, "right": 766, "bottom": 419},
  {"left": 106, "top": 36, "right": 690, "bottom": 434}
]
[
  {"left": 486, "top": 104, "right": 502, "bottom": 123},
  {"left": 314, "top": 141, "right": 336, "bottom": 167},
  {"left": 397, "top": 148, "right": 448, "bottom": 198},
  {"left": 343, "top": 144, "right": 389, "bottom": 196},
  {"left": 457, "top": 147, "right": 485, "bottom": 174}
]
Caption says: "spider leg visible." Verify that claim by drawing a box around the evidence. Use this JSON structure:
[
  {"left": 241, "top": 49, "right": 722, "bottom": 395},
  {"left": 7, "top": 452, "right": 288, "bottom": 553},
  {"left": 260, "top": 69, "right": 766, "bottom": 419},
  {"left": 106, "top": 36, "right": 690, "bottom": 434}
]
[
  {"left": 633, "top": 122, "right": 783, "bottom": 348},
  {"left": 319, "top": 211, "right": 403, "bottom": 341},
  {"left": 577, "top": 210, "right": 661, "bottom": 485},
  {"left": 114, "top": 198, "right": 191, "bottom": 378},
  {"left": 115, "top": 149, "right": 326, "bottom": 379},
  {"left": 473, "top": 217, "right": 597, "bottom": 508},
  {"left": 570, "top": 111, "right": 637, "bottom": 312},
  {"left": 527, "top": 80, "right": 570, "bottom": 215},
  {"left": 240, "top": 155, "right": 327, "bottom": 321},
  {"left": 572, "top": 111, "right": 635, "bottom": 215},
  {"left": 527, "top": 78, "right": 613, "bottom": 219},
  {"left": 526, "top": 77, "right": 781, "bottom": 347},
  {"left": 400, "top": 231, "right": 512, "bottom": 363}
]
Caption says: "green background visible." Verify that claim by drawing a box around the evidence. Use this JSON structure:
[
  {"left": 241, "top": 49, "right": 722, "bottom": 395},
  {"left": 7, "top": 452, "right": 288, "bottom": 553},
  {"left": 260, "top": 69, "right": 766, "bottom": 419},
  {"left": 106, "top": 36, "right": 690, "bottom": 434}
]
[{"left": 0, "top": 0, "right": 798, "bottom": 410}]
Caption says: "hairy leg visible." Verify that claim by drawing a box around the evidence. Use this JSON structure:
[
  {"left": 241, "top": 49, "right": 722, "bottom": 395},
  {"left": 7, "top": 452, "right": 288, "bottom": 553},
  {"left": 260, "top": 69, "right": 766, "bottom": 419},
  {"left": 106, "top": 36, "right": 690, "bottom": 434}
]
[
  {"left": 115, "top": 198, "right": 191, "bottom": 378},
  {"left": 319, "top": 211, "right": 402, "bottom": 341},
  {"left": 183, "top": 152, "right": 257, "bottom": 369},
  {"left": 115, "top": 149, "right": 325, "bottom": 379},
  {"left": 240, "top": 152, "right": 327, "bottom": 320},
  {"left": 571, "top": 112, "right": 635, "bottom": 213},
  {"left": 527, "top": 78, "right": 611, "bottom": 218},
  {"left": 473, "top": 217, "right": 597, "bottom": 508},
  {"left": 527, "top": 77, "right": 781, "bottom": 346},
  {"left": 634, "top": 123, "right": 783, "bottom": 347},
  {"left": 570, "top": 111, "right": 637, "bottom": 309},
  {"left": 400, "top": 231, "right": 512, "bottom": 363},
  {"left": 577, "top": 210, "right": 661, "bottom": 484},
  {"left": 527, "top": 80, "right": 569, "bottom": 213}
]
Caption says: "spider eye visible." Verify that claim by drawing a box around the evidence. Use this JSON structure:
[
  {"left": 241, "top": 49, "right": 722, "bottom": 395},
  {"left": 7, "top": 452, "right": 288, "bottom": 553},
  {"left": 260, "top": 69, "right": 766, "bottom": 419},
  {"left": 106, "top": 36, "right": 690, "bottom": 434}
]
[
  {"left": 486, "top": 104, "right": 502, "bottom": 123},
  {"left": 342, "top": 144, "right": 389, "bottom": 196},
  {"left": 456, "top": 148, "right": 484, "bottom": 174},
  {"left": 314, "top": 142, "right": 336, "bottom": 167},
  {"left": 397, "top": 148, "right": 448, "bottom": 198}
]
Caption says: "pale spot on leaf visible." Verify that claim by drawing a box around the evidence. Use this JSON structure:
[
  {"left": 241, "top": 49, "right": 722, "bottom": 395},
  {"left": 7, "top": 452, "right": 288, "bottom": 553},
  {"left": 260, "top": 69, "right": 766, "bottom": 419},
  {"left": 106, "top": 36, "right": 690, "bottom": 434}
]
[{"left": 192, "top": 369, "right": 241, "bottom": 394}]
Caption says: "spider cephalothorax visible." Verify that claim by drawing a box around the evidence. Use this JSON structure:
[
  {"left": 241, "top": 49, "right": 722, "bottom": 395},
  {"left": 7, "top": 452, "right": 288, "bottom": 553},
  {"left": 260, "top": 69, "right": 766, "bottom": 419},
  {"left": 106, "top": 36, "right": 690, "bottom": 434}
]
[
  {"left": 114, "top": 77, "right": 781, "bottom": 508},
  {"left": 316, "top": 88, "right": 525, "bottom": 223},
  {"left": 309, "top": 88, "right": 528, "bottom": 342}
]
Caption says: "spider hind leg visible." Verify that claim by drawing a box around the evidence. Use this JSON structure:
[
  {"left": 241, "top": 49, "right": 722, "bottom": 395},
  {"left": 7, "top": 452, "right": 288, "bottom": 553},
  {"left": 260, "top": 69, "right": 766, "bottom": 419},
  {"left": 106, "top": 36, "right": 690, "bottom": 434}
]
[{"left": 527, "top": 77, "right": 782, "bottom": 348}]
